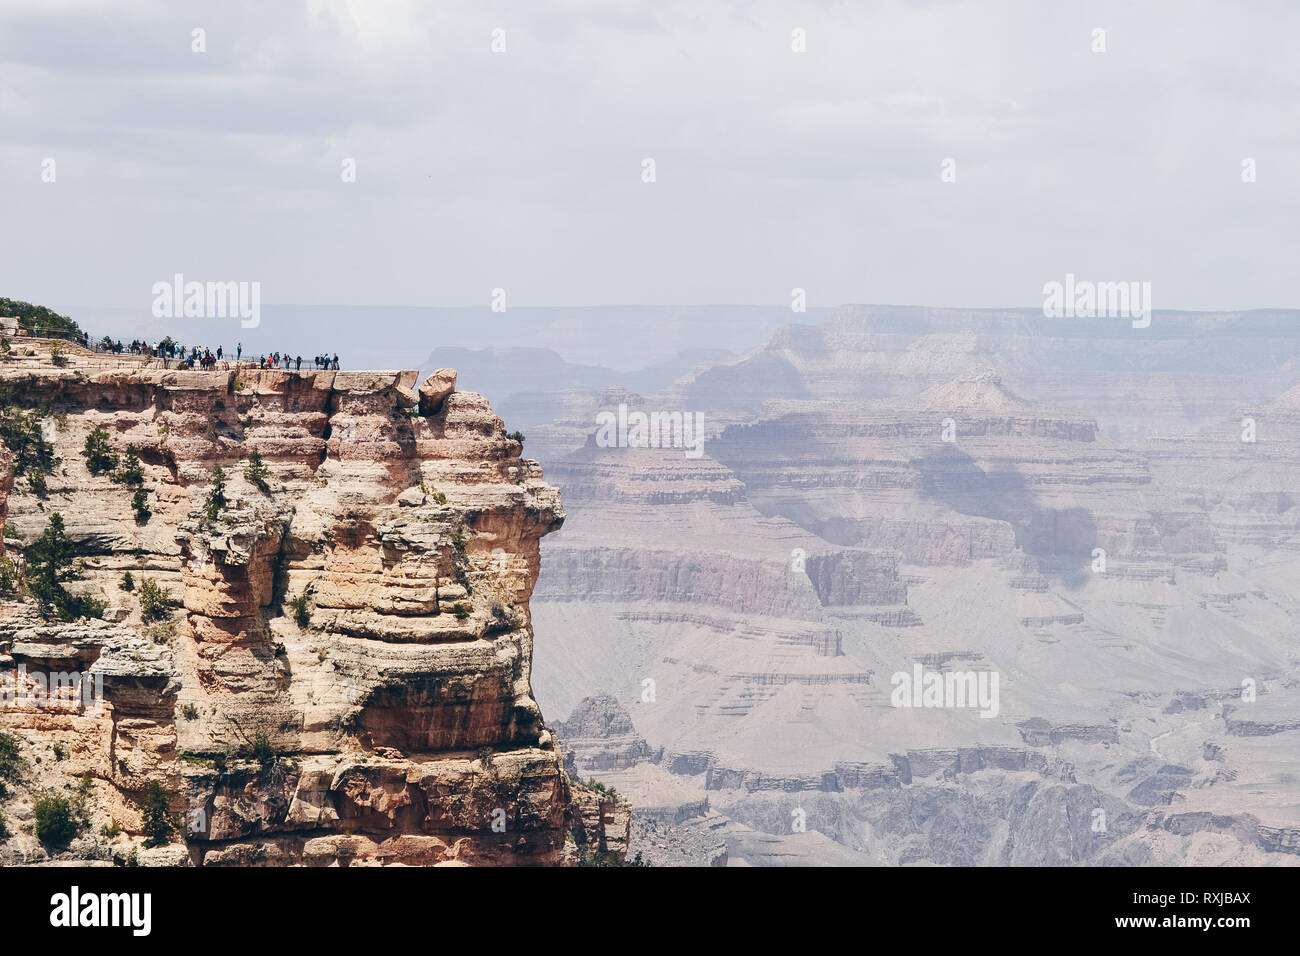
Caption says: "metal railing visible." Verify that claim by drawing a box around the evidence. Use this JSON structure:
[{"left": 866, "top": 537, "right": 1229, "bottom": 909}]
[{"left": 2, "top": 330, "right": 342, "bottom": 371}]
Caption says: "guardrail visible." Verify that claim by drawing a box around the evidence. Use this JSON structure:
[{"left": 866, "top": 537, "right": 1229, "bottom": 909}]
[
  {"left": 3, "top": 330, "right": 343, "bottom": 370},
  {"left": 3, "top": 327, "right": 92, "bottom": 345}
]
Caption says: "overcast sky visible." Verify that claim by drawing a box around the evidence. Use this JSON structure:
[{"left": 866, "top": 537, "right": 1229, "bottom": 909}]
[{"left": 1, "top": 0, "right": 1297, "bottom": 317}]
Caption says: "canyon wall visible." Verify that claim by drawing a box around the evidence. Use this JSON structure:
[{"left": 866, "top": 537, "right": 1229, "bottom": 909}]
[
  {"left": 0, "top": 356, "right": 584, "bottom": 866},
  {"left": 521, "top": 312, "right": 1300, "bottom": 866}
]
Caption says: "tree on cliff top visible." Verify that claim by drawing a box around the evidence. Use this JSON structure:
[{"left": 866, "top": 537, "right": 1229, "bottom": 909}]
[{"left": 0, "top": 298, "right": 82, "bottom": 337}]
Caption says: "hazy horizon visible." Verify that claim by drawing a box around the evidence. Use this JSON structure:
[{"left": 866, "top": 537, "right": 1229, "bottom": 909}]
[{"left": 4, "top": 0, "right": 1298, "bottom": 318}]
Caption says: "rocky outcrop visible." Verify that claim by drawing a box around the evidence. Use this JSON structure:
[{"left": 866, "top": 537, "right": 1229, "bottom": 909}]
[
  {"left": 565, "top": 778, "right": 632, "bottom": 862},
  {"left": 556, "top": 694, "right": 657, "bottom": 771},
  {"left": 0, "top": 360, "right": 591, "bottom": 866},
  {"left": 419, "top": 368, "right": 457, "bottom": 417}
]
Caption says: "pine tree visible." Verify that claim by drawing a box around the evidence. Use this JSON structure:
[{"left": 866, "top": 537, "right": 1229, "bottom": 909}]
[
  {"left": 113, "top": 445, "right": 144, "bottom": 485},
  {"left": 25, "top": 513, "right": 102, "bottom": 620},
  {"left": 204, "top": 466, "right": 228, "bottom": 521},
  {"left": 244, "top": 450, "right": 271, "bottom": 493},
  {"left": 81, "top": 425, "right": 118, "bottom": 474}
]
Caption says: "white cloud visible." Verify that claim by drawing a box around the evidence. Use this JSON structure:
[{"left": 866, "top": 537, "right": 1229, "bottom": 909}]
[{"left": 0, "top": 0, "right": 1296, "bottom": 315}]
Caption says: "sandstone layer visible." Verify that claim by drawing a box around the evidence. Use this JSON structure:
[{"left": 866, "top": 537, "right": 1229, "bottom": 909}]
[{"left": 0, "top": 352, "right": 592, "bottom": 866}]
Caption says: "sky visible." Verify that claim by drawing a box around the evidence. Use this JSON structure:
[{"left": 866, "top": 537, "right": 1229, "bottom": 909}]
[{"left": 1, "top": 0, "right": 1297, "bottom": 320}]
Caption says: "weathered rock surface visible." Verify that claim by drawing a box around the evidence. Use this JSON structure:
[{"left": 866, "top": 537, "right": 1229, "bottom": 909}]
[
  {"left": 556, "top": 693, "right": 657, "bottom": 770},
  {"left": 0, "top": 358, "right": 591, "bottom": 866},
  {"left": 516, "top": 309, "right": 1300, "bottom": 866}
]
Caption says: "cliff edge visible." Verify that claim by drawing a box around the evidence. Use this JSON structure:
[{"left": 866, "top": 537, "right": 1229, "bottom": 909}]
[{"left": 0, "top": 352, "right": 588, "bottom": 866}]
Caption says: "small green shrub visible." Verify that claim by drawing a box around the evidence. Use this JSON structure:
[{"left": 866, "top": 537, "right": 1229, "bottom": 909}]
[
  {"left": 0, "top": 555, "right": 20, "bottom": 597},
  {"left": 137, "top": 578, "right": 172, "bottom": 622},
  {"left": 120, "top": 571, "right": 135, "bottom": 591},
  {"left": 52, "top": 742, "right": 66, "bottom": 761},
  {"left": 144, "top": 619, "right": 176, "bottom": 645},
  {"left": 450, "top": 526, "right": 466, "bottom": 551},
  {"left": 131, "top": 487, "right": 151, "bottom": 523},
  {"left": 432, "top": 491, "right": 448, "bottom": 505},
  {"left": 81, "top": 595, "right": 107, "bottom": 619},
  {"left": 140, "top": 783, "right": 179, "bottom": 847},
  {"left": 33, "top": 793, "right": 79, "bottom": 846},
  {"left": 81, "top": 425, "right": 118, "bottom": 475},
  {"left": 452, "top": 602, "right": 470, "bottom": 621},
  {"left": 0, "top": 732, "right": 25, "bottom": 798},
  {"left": 48, "top": 340, "right": 67, "bottom": 366},
  {"left": 288, "top": 592, "right": 311, "bottom": 629},
  {"left": 250, "top": 732, "right": 277, "bottom": 770},
  {"left": 181, "top": 703, "right": 199, "bottom": 720},
  {"left": 112, "top": 445, "right": 144, "bottom": 485},
  {"left": 506, "top": 430, "right": 525, "bottom": 443},
  {"left": 27, "top": 470, "right": 47, "bottom": 497}
]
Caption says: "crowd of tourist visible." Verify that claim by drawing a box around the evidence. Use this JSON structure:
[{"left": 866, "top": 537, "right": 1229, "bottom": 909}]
[
  {"left": 251, "top": 351, "right": 341, "bottom": 370},
  {"left": 90, "top": 337, "right": 341, "bottom": 371}
]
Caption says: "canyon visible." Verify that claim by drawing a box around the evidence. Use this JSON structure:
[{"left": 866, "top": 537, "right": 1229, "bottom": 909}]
[
  {"left": 4, "top": 301, "right": 1298, "bottom": 869},
  {"left": 487, "top": 305, "right": 1300, "bottom": 866}
]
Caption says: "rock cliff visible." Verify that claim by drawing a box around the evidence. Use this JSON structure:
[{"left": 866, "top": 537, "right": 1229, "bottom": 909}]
[{"left": 0, "top": 354, "right": 589, "bottom": 866}]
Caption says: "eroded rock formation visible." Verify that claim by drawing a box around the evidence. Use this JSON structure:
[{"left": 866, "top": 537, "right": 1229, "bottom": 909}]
[
  {"left": 520, "top": 312, "right": 1300, "bottom": 866},
  {"left": 0, "top": 357, "right": 592, "bottom": 866}
]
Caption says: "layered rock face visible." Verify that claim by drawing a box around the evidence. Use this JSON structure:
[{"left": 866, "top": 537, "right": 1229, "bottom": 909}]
[
  {"left": 557, "top": 693, "right": 658, "bottom": 771},
  {"left": 0, "top": 358, "right": 582, "bottom": 866},
  {"left": 516, "top": 309, "right": 1300, "bottom": 866},
  {"left": 684, "top": 305, "right": 1300, "bottom": 442},
  {"left": 532, "top": 428, "right": 907, "bottom": 786},
  {"left": 709, "top": 367, "right": 1222, "bottom": 582}
]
